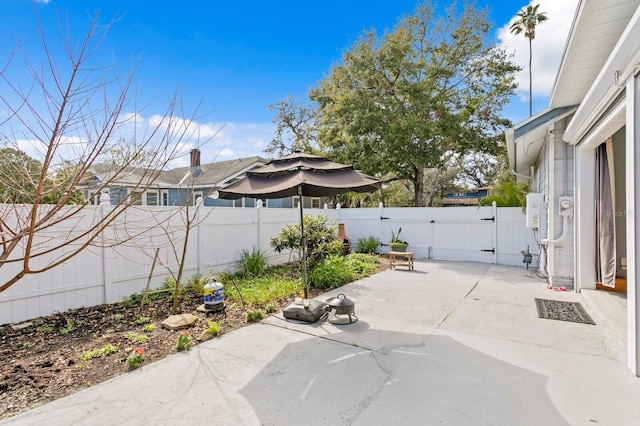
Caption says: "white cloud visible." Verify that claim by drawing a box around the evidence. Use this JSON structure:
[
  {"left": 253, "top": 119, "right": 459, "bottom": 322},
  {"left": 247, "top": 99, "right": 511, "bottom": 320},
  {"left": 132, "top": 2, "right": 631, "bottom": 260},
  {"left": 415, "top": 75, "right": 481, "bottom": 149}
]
[
  {"left": 497, "top": 0, "right": 580, "bottom": 102},
  {"left": 133, "top": 116, "right": 274, "bottom": 168},
  {"left": 8, "top": 111, "right": 274, "bottom": 169},
  {"left": 202, "top": 122, "right": 274, "bottom": 161}
]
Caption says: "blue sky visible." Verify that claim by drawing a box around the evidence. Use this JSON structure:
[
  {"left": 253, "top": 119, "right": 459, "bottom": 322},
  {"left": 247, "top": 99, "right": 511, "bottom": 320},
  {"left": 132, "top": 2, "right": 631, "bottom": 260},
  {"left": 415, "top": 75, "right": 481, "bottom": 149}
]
[{"left": 1, "top": 0, "right": 578, "bottom": 166}]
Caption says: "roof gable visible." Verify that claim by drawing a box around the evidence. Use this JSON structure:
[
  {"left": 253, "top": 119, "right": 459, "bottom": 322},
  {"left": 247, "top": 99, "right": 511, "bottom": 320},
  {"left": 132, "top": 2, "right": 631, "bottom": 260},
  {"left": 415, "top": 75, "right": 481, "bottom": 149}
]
[{"left": 88, "top": 155, "right": 269, "bottom": 188}]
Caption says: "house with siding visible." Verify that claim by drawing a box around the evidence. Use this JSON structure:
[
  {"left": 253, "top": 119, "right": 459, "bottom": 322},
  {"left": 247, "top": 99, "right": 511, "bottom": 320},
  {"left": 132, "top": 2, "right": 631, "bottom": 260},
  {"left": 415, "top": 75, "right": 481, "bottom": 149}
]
[
  {"left": 83, "top": 150, "right": 268, "bottom": 207},
  {"left": 506, "top": 0, "right": 640, "bottom": 376},
  {"left": 83, "top": 149, "right": 328, "bottom": 209},
  {"left": 441, "top": 187, "right": 491, "bottom": 207}
]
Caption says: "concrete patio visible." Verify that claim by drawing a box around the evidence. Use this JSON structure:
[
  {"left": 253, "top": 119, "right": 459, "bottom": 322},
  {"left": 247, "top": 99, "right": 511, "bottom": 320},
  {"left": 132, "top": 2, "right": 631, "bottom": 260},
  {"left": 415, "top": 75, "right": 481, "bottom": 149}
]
[{"left": 3, "top": 260, "right": 640, "bottom": 425}]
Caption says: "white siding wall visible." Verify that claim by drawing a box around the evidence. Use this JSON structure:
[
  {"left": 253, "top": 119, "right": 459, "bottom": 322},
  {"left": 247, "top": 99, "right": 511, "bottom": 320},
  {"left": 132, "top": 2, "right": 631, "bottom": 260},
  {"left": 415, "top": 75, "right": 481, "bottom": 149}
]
[
  {"left": 551, "top": 119, "right": 576, "bottom": 283},
  {"left": 530, "top": 118, "right": 576, "bottom": 287}
]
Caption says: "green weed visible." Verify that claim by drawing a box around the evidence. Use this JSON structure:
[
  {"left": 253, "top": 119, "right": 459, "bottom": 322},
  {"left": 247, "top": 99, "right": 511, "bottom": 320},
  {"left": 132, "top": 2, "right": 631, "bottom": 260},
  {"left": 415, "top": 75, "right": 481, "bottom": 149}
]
[
  {"left": 37, "top": 325, "right": 55, "bottom": 334},
  {"left": 236, "top": 247, "right": 269, "bottom": 277},
  {"left": 135, "top": 316, "right": 151, "bottom": 325},
  {"left": 223, "top": 273, "right": 301, "bottom": 306},
  {"left": 59, "top": 319, "right": 75, "bottom": 335},
  {"left": 246, "top": 310, "right": 265, "bottom": 322},
  {"left": 200, "top": 320, "right": 224, "bottom": 340},
  {"left": 81, "top": 344, "right": 119, "bottom": 361},
  {"left": 126, "top": 332, "right": 149, "bottom": 344},
  {"left": 186, "top": 274, "right": 207, "bottom": 295},
  {"left": 175, "top": 331, "right": 193, "bottom": 351},
  {"left": 355, "top": 236, "right": 381, "bottom": 254}
]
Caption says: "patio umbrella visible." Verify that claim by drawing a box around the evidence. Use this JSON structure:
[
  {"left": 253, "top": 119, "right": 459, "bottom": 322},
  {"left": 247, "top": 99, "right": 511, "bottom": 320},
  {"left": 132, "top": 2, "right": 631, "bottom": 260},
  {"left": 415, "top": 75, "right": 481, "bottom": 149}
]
[{"left": 213, "top": 152, "right": 382, "bottom": 298}]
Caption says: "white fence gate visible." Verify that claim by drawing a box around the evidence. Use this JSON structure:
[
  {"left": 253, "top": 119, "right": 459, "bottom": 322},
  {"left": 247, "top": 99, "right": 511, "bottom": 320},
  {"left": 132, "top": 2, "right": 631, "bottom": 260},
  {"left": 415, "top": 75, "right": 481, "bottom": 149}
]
[{"left": 0, "top": 204, "right": 536, "bottom": 325}]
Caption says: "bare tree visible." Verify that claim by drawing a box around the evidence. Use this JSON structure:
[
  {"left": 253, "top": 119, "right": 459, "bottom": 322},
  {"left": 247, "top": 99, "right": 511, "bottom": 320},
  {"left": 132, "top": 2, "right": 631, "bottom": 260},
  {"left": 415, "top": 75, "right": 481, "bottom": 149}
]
[
  {"left": 0, "top": 11, "right": 204, "bottom": 292},
  {"left": 124, "top": 149, "right": 224, "bottom": 314}
]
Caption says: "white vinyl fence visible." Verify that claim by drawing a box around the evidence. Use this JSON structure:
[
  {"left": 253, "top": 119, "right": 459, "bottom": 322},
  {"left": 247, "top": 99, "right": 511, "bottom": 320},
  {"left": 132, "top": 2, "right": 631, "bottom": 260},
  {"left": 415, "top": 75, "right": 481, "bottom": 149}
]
[{"left": 0, "top": 203, "right": 536, "bottom": 325}]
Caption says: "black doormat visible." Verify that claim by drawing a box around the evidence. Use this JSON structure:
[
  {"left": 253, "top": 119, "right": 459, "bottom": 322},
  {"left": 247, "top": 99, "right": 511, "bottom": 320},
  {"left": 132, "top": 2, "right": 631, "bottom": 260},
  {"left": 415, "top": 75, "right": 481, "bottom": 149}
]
[{"left": 535, "top": 298, "right": 596, "bottom": 325}]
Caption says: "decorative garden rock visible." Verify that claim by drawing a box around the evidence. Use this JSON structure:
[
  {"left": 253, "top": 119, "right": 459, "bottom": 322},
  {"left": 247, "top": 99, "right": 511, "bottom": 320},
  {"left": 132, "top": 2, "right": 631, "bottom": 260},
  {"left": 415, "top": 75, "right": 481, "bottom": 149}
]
[{"left": 161, "top": 313, "right": 198, "bottom": 330}]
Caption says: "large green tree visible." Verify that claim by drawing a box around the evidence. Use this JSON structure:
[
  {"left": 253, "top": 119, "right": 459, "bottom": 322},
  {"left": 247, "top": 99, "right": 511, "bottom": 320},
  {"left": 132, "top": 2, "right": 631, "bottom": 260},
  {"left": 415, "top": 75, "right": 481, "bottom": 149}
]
[
  {"left": 308, "top": 1, "right": 518, "bottom": 206},
  {"left": 510, "top": 4, "right": 548, "bottom": 116},
  {"left": 0, "top": 148, "right": 43, "bottom": 204}
]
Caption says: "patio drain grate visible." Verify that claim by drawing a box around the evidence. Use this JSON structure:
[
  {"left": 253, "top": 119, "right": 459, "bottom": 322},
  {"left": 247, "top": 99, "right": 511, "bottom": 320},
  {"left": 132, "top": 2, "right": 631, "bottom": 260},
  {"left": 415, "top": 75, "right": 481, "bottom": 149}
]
[{"left": 534, "top": 298, "right": 596, "bottom": 325}]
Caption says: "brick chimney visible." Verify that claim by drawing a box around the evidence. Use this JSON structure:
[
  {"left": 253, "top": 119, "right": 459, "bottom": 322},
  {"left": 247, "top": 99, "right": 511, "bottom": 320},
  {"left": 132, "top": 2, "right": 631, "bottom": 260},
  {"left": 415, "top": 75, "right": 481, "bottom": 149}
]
[{"left": 190, "top": 149, "right": 201, "bottom": 177}]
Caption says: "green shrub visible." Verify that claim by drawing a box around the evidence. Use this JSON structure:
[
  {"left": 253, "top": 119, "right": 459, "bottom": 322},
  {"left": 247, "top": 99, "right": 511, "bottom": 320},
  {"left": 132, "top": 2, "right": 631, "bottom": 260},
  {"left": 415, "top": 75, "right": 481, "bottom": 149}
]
[
  {"left": 308, "top": 255, "right": 356, "bottom": 289},
  {"left": 162, "top": 276, "right": 177, "bottom": 289},
  {"left": 186, "top": 274, "right": 207, "bottom": 295},
  {"left": 355, "top": 236, "right": 380, "bottom": 254},
  {"left": 271, "top": 215, "right": 342, "bottom": 268},
  {"left": 200, "top": 320, "right": 224, "bottom": 340},
  {"left": 121, "top": 298, "right": 135, "bottom": 309},
  {"left": 127, "top": 347, "right": 144, "bottom": 369},
  {"left": 345, "top": 253, "right": 379, "bottom": 275},
  {"left": 161, "top": 277, "right": 183, "bottom": 298},
  {"left": 236, "top": 247, "right": 268, "bottom": 277},
  {"left": 175, "top": 331, "right": 193, "bottom": 351},
  {"left": 246, "top": 310, "right": 265, "bottom": 322}
]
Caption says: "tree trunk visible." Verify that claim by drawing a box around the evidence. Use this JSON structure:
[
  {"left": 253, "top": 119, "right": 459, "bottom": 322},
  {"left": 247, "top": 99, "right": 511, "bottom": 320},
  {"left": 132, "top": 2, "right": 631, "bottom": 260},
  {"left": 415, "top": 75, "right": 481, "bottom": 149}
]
[
  {"left": 414, "top": 167, "right": 425, "bottom": 207},
  {"left": 528, "top": 38, "right": 533, "bottom": 116},
  {"left": 427, "top": 168, "right": 441, "bottom": 207}
]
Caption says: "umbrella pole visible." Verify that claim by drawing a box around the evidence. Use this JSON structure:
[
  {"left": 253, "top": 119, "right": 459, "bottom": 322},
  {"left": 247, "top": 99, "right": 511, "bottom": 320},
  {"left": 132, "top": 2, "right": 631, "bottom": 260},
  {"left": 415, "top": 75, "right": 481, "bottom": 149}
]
[{"left": 298, "top": 185, "right": 308, "bottom": 299}]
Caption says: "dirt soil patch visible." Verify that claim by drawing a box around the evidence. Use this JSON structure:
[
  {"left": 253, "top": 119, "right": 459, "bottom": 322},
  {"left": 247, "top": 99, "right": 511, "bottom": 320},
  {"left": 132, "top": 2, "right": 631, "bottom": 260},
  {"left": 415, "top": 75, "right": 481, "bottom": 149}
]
[{"left": 0, "top": 259, "right": 389, "bottom": 420}]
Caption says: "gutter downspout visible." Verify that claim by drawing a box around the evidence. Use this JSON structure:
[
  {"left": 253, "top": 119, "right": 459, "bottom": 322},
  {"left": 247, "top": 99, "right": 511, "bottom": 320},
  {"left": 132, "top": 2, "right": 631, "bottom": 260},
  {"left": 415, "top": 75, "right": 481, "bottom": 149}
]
[
  {"left": 546, "top": 131, "right": 556, "bottom": 285},
  {"left": 542, "top": 216, "right": 569, "bottom": 245}
]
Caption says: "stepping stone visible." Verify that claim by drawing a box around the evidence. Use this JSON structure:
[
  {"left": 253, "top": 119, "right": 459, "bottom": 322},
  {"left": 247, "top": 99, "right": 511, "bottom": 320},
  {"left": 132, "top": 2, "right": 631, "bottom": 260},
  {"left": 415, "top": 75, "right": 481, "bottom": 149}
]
[{"left": 161, "top": 314, "right": 199, "bottom": 330}]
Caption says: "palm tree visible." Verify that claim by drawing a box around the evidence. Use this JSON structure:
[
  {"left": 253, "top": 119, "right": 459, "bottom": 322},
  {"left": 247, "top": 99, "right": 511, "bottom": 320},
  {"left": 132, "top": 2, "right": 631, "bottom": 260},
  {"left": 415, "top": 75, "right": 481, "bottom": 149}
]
[
  {"left": 510, "top": 4, "right": 548, "bottom": 116},
  {"left": 479, "top": 180, "right": 529, "bottom": 208}
]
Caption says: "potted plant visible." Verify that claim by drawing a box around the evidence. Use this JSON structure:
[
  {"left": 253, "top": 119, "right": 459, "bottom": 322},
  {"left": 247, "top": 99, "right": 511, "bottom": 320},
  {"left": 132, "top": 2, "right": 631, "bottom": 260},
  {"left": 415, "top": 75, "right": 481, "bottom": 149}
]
[{"left": 389, "top": 226, "right": 409, "bottom": 252}]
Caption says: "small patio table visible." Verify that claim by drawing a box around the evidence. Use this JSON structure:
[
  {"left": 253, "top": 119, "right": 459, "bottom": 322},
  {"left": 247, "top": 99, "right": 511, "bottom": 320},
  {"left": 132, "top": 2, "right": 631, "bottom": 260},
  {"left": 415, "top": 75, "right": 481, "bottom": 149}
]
[{"left": 389, "top": 251, "right": 414, "bottom": 270}]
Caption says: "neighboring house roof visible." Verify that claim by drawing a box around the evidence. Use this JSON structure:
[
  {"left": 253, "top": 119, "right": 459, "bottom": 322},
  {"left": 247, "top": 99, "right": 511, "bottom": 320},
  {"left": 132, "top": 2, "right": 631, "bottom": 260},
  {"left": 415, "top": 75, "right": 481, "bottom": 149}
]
[
  {"left": 159, "top": 156, "right": 268, "bottom": 188},
  {"left": 84, "top": 156, "right": 269, "bottom": 189},
  {"left": 507, "top": 0, "right": 640, "bottom": 172},
  {"left": 440, "top": 188, "right": 491, "bottom": 207}
]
